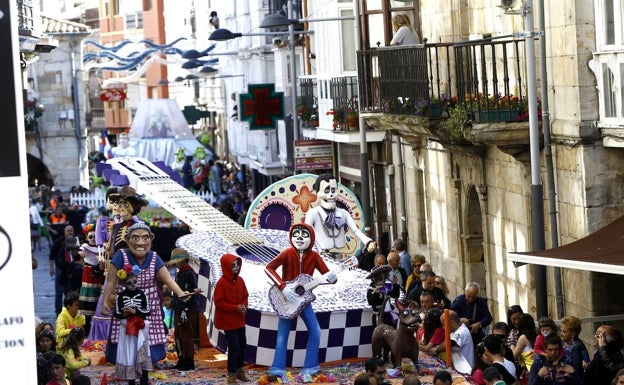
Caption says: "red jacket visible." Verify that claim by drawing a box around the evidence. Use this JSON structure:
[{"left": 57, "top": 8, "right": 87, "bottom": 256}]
[
  {"left": 265, "top": 222, "right": 330, "bottom": 290},
  {"left": 213, "top": 253, "right": 248, "bottom": 330}
]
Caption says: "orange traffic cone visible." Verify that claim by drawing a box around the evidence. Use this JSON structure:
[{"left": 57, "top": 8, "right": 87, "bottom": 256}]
[
  {"left": 100, "top": 373, "right": 108, "bottom": 385},
  {"left": 199, "top": 313, "right": 212, "bottom": 348}
]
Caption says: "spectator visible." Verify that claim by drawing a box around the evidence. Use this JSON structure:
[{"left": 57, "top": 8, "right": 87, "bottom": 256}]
[
  {"left": 392, "top": 239, "right": 412, "bottom": 275},
  {"left": 535, "top": 317, "right": 559, "bottom": 358},
  {"left": 558, "top": 316, "right": 589, "bottom": 375},
  {"left": 529, "top": 334, "right": 580, "bottom": 385},
  {"left": 471, "top": 343, "right": 489, "bottom": 385},
  {"left": 482, "top": 334, "right": 517, "bottom": 384},
  {"left": 434, "top": 275, "right": 450, "bottom": 297},
  {"left": 407, "top": 270, "right": 450, "bottom": 309},
  {"left": 374, "top": 254, "right": 387, "bottom": 268},
  {"left": 506, "top": 305, "right": 524, "bottom": 347},
  {"left": 364, "top": 356, "right": 387, "bottom": 385},
  {"left": 49, "top": 226, "right": 75, "bottom": 315},
  {"left": 451, "top": 282, "right": 493, "bottom": 346},
  {"left": 483, "top": 366, "right": 505, "bottom": 385},
  {"left": 405, "top": 254, "right": 426, "bottom": 293},
  {"left": 436, "top": 310, "right": 475, "bottom": 371},
  {"left": 418, "top": 308, "right": 445, "bottom": 356},
  {"left": 55, "top": 292, "right": 85, "bottom": 347},
  {"left": 433, "top": 369, "right": 453, "bottom": 385},
  {"left": 389, "top": 13, "right": 420, "bottom": 46},
  {"left": 57, "top": 327, "right": 90, "bottom": 381},
  {"left": 386, "top": 252, "right": 407, "bottom": 290},
  {"left": 583, "top": 325, "right": 624, "bottom": 385},
  {"left": 513, "top": 313, "right": 537, "bottom": 380}
]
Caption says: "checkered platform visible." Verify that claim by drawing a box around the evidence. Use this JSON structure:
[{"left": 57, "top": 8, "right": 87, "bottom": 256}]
[{"left": 178, "top": 229, "right": 374, "bottom": 367}]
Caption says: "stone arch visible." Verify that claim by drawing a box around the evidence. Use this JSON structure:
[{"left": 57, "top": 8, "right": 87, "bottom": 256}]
[
  {"left": 26, "top": 153, "right": 53, "bottom": 187},
  {"left": 462, "top": 184, "right": 485, "bottom": 290}
]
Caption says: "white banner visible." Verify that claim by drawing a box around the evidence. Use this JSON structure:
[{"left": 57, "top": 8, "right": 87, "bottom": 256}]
[{"left": 0, "top": 1, "right": 37, "bottom": 383}]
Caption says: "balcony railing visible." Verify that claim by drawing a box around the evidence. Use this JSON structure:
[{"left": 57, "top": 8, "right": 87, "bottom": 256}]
[{"left": 357, "top": 36, "right": 530, "bottom": 119}]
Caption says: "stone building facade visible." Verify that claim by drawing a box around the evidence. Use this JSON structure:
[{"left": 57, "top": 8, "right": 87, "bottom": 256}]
[{"left": 387, "top": 0, "right": 624, "bottom": 343}]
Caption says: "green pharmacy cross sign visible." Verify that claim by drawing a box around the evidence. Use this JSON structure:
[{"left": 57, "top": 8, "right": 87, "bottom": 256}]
[
  {"left": 239, "top": 83, "right": 284, "bottom": 130},
  {"left": 182, "top": 105, "right": 212, "bottom": 125}
]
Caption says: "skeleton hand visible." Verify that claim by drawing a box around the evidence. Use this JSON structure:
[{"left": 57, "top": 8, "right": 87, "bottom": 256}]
[
  {"left": 326, "top": 272, "right": 337, "bottom": 284},
  {"left": 180, "top": 310, "right": 188, "bottom": 323},
  {"left": 366, "top": 241, "right": 377, "bottom": 253}
]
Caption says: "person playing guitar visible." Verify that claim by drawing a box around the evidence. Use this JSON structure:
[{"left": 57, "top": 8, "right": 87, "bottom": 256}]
[{"left": 264, "top": 223, "right": 337, "bottom": 380}]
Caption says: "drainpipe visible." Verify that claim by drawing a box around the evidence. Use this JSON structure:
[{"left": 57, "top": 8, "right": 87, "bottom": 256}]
[
  {"left": 538, "top": 0, "right": 563, "bottom": 318},
  {"left": 524, "top": 0, "right": 548, "bottom": 318},
  {"left": 395, "top": 135, "right": 407, "bottom": 242},
  {"left": 354, "top": 0, "right": 372, "bottom": 229},
  {"left": 69, "top": 36, "right": 83, "bottom": 176}
]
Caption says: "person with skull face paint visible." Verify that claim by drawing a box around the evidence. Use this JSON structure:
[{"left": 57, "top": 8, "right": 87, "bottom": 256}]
[
  {"left": 265, "top": 222, "right": 337, "bottom": 380},
  {"left": 305, "top": 174, "right": 376, "bottom": 259},
  {"left": 214, "top": 253, "right": 250, "bottom": 383}
]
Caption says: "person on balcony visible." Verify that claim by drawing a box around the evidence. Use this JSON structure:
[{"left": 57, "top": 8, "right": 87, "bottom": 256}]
[{"left": 390, "top": 13, "right": 420, "bottom": 46}]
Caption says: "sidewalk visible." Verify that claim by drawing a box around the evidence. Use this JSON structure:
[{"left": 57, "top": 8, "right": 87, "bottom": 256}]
[{"left": 32, "top": 238, "right": 56, "bottom": 325}]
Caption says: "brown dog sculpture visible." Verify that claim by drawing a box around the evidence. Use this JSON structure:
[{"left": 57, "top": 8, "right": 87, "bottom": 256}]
[{"left": 371, "top": 300, "right": 421, "bottom": 369}]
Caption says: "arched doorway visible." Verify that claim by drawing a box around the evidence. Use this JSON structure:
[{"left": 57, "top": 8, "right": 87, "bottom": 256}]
[
  {"left": 27, "top": 153, "right": 53, "bottom": 187},
  {"left": 463, "top": 185, "right": 485, "bottom": 289}
]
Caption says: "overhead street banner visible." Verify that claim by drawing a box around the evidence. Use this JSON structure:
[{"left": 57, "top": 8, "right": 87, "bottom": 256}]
[{"left": 294, "top": 139, "right": 333, "bottom": 170}]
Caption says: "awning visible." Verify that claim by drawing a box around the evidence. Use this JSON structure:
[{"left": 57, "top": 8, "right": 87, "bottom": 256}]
[{"left": 507, "top": 214, "right": 624, "bottom": 275}]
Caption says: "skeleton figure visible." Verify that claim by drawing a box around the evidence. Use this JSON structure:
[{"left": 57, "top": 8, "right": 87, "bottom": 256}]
[{"left": 304, "top": 173, "right": 376, "bottom": 256}]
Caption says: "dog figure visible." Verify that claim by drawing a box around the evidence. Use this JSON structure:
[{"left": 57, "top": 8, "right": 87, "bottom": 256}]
[{"left": 371, "top": 300, "right": 421, "bottom": 369}]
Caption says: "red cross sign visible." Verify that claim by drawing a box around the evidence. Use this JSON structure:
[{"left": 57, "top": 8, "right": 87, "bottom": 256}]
[{"left": 239, "top": 83, "right": 284, "bottom": 130}]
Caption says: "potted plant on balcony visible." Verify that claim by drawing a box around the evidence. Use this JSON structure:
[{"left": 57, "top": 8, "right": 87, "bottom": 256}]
[
  {"left": 346, "top": 97, "right": 359, "bottom": 129},
  {"left": 447, "top": 104, "right": 472, "bottom": 143},
  {"left": 297, "top": 97, "right": 319, "bottom": 128},
  {"left": 24, "top": 98, "right": 44, "bottom": 131},
  {"left": 414, "top": 94, "right": 455, "bottom": 118},
  {"left": 326, "top": 107, "right": 346, "bottom": 130}
]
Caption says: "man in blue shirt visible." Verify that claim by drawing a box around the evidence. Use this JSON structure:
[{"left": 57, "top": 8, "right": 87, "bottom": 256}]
[{"left": 450, "top": 281, "right": 492, "bottom": 345}]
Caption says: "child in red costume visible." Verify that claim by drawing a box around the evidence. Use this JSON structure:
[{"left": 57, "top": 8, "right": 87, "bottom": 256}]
[{"left": 214, "top": 253, "right": 250, "bottom": 383}]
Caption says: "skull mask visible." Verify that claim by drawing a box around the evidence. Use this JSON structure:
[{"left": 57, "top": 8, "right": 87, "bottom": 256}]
[{"left": 317, "top": 178, "right": 338, "bottom": 210}]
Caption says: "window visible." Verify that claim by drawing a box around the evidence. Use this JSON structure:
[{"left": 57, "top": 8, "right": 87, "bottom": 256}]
[
  {"left": 596, "top": 0, "right": 624, "bottom": 49},
  {"left": 359, "top": 0, "right": 418, "bottom": 49}
]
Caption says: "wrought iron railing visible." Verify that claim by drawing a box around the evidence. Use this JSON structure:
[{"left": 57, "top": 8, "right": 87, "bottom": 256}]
[{"left": 357, "top": 36, "right": 531, "bottom": 119}]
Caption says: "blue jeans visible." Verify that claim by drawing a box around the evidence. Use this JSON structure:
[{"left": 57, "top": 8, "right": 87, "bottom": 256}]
[
  {"left": 269, "top": 304, "right": 320, "bottom": 376},
  {"left": 225, "top": 327, "right": 247, "bottom": 374}
]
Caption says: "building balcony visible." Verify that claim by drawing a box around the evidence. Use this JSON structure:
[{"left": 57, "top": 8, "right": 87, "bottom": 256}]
[{"left": 357, "top": 37, "right": 538, "bottom": 157}]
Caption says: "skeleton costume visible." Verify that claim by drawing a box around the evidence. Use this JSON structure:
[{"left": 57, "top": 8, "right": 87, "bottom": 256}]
[
  {"left": 114, "top": 272, "right": 152, "bottom": 381},
  {"left": 304, "top": 174, "right": 373, "bottom": 255}
]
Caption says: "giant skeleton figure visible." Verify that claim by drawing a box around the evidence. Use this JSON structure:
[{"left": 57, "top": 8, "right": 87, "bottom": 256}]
[
  {"left": 89, "top": 186, "right": 148, "bottom": 341},
  {"left": 264, "top": 223, "right": 337, "bottom": 379},
  {"left": 304, "top": 173, "right": 376, "bottom": 257}
]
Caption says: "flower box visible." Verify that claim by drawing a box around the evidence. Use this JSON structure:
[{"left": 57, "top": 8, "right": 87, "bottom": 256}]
[{"left": 476, "top": 109, "right": 521, "bottom": 122}]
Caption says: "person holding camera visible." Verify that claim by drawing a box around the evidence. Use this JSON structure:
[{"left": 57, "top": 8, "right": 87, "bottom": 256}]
[
  {"left": 529, "top": 333, "right": 580, "bottom": 385},
  {"left": 583, "top": 325, "right": 624, "bottom": 385}
]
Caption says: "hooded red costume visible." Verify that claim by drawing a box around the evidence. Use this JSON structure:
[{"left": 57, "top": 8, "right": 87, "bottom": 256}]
[{"left": 214, "top": 253, "right": 248, "bottom": 331}]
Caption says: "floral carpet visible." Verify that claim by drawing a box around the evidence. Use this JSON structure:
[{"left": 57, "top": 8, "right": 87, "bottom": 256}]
[{"left": 79, "top": 337, "right": 475, "bottom": 385}]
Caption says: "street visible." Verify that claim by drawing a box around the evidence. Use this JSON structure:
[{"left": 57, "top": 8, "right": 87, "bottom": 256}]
[{"left": 32, "top": 239, "right": 56, "bottom": 325}]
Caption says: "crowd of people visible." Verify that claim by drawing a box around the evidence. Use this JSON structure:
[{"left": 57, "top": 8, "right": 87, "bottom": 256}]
[
  {"left": 31, "top": 172, "right": 624, "bottom": 385},
  {"left": 359, "top": 240, "right": 624, "bottom": 385}
]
